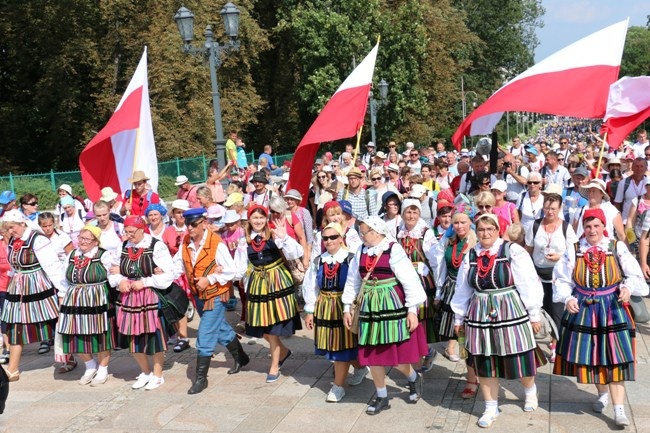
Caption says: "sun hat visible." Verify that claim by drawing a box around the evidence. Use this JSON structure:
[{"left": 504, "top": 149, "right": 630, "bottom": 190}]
[
  {"left": 174, "top": 175, "right": 189, "bottom": 186},
  {"left": 490, "top": 180, "right": 507, "bottom": 192},
  {"left": 222, "top": 210, "right": 241, "bottom": 224},
  {"left": 58, "top": 184, "right": 73, "bottom": 195},
  {"left": 409, "top": 184, "right": 427, "bottom": 199},
  {"left": 541, "top": 183, "right": 564, "bottom": 196},
  {"left": 250, "top": 172, "right": 269, "bottom": 184},
  {"left": 387, "top": 163, "right": 399, "bottom": 173},
  {"left": 128, "top": 170, "right": 150, "bottom": 183},
  {"left": 347, "top": 167, "right": 363, "bottom": 178},
  {"left": 284, "top": 189, "right": 302, "bottom": 201},
  {"left": 206, "top": 204, "right": 226, "bottom": 219},
  {"left": 579, "top": 179, "right": 609, "bottom": 202},
  {"left": 100, "top": 187, "right": 118, "bottom": 202},
  {"left": 224, "top": 192, "right": 244, "bottom": 207},
  {"left": 171, "top": 199, "right": 190, "bottom": 211}
]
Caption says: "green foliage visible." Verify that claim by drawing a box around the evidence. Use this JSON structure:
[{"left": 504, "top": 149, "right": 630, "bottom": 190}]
[{"left": 620, "top": 26, "right": 650, "bottom": 77}]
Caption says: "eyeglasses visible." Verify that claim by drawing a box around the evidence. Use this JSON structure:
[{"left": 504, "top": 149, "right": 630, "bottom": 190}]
[
  {"left": 371, "top": 177, "right": 382, "bottom": 181},
  {"left": 317, "top": 175, "right": 328, "bottom": 179},
  {"left": 410, "top": 154, "right": 418, "bottom": 157},
  {"left": 477, "top": 227, "right": 497, "bottom": 233},
  {"left": 322, "top": 234, "right": 341, "bottom": 241},
  {"left": 477, "top": 205, "right": 492, "bottom": 210},
  {"left": 78, "top": 236, "right": 96, "bottom": 243},
  {"left": 26, "top": 202, "right": 38, "bottom": 206},
  {"left": 528, "top": 181, "right": 541, "bottom": 185},
  {"left": 124, "top": 229, "right": 139, "bottom": 237}
]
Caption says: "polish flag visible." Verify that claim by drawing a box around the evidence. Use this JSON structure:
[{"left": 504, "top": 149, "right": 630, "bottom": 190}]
[
  {"left": 603, "top": 76, "right": 650, "bottom": 150},
  {"left": 80, "top": 47, "right": 158, "bottom": 201},
  {"left": 288, "top": 43, "right": 379, "bottom": 202},
  {"left": 452, "top": 19, "right": 629, "bottom": 150}
]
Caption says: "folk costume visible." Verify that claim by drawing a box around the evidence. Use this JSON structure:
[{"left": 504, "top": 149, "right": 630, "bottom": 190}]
[
  {"left": 59, "top": 246, "right": 115, "bottom": 354},
  {"left": 552, "top": 237, "right": 647, "bottom": 383},
  {"left": 175, "top": 208, "right": 248, "bottom": 395},
  {"left": 303, "top": 248, "right": 358, "bottom": 361},
  {"left": 451, "top": 238, "right": 546, "bottom": 379},
  {"left": 2, "top": 227, "right": 63, "bottom": 346}
]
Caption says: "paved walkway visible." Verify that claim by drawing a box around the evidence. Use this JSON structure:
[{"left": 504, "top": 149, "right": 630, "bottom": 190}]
[{"left": 2, "top": 299, "right": 650, "bottom": 433}]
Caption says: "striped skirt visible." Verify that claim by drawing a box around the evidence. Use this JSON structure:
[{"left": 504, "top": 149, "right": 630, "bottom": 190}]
[
  {"left": 358, "top": 278, "right": 409, "bottom": 346},
  {"left": 115, "top": 288, "right": 160, "bottom": 335},
  {"left": 2, "top": 269, "right": 59, "bottom": 345},
  {"left": 553, "top": 289, "right": 636, "bottom": 384},
  {"left": 116, "top": 318, "right": 168, "bottom": 356},
  {"left": 416, "top": 269, "right": 438, "bottom": 344},
  {"left": 464, "top": 287, "right": 537, "bottom": 356},
  {"left": 472, "top": 346, "right": 547, "bottom": 379},
  {"left": 436, "top": 276, "right": 457, "bottom": 340},
  {"left": 246, "top": 260, "right": 299, "bottom": 328},
  {"left": 313, "top": 290, "right": 357, "bottom": 361}
]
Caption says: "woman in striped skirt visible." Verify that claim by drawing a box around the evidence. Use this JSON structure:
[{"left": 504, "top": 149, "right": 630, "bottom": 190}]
[
  {"left": 397, "top": 199, "right": 438, "bottom": 372},
  {"left": 234, "top": 204, "right": 303, "bottom": 383},
  {"left": 342, "top": 216, "right": 428, "bottom": 415},
  {"left": 303, "top": 223, "right": 366, "bottom": 402},
  {"left": 1, "top": 210, "right": 64, "bottom": 382},
  {"left": 108, "top": 216, "right": 174, "bottom": 391},
  {"left": 552, "top": 208, "right": 647, "bottom": 427},
  {"left": 451, "top": 214, "right": 545, "bottom": 428},
  {"left": 59, "top": 225, "right": 115, "bottom": 386}
]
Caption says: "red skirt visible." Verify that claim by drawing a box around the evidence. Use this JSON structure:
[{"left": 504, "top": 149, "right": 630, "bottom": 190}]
[{"left": 358, "top": 323, "right": 428, "bottom": 367}]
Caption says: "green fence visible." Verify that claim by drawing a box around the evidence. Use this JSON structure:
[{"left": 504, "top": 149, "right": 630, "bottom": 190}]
[{"left": 0, "top": 150, "right": 296, "bottom": 194}]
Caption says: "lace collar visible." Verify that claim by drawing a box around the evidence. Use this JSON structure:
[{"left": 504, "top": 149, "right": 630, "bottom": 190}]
[
  {"left": 362, "top": 237, "right": 391, "bottom": 256},
  {"left": 397, "top": 219, "right": 428, "bottom": 239},
  {"left": 74, "top": 246, "right": 99, "bottom": 258},
  {"left": 321, "top": 247, "right": 350, "bottom": 264}
]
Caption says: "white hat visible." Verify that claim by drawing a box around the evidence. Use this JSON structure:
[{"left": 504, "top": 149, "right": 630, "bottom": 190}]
[
  {"left": 604, "top": 157, "right": 622, "bottom": 171},
  {"left": 317, "top": 191, "right": 333, "bottom": 209},
  {"left": 387, "top": 163, "right": 399, "bottom": 173},
  {"left": 375, "top": 151, "right": 387, "bottom": 159},
  {"left": 100, "top": 186, "right": 118, "bottom": 202},
  {"left": 206, "top": 204, "right": 226, "bottom": 219},
  {"left": 361, "top": 216, "right": 389, "bottom": 236},
  {"left": 401, "top": 198, "right": 422, "bottom": 214},
  {"left": 579, "top": 179, "right": 610, "bottom": 202},
  {"left": 322, "top": 165, "right": 333, "bottom": 172},
  {"left": 284, "top": 189, "right": 302, "bottom": 201},
  {"left": 406, "top": 142, "right": 414, "bottom": 148},
  {"left": 222, "top": 209, "right": 241, "bottom": 224},
  {"left": 58, "top": 184, "right": 73, "bottom": 195},
  {"left": 490, "top": 180, "right": 507, "bottom": 192},
  {"left": 542, "top": 183, "right": 564, "bottom": 196},
  {"left": 367, "top": 141, "right": 376, "bottom": 147},
  {"left": 1, "top": 209, "right": 27, "bottom": 224},
  {"left": 174, "top": 175, "right": 189, "bottom": 186},
  {"left": 282, "top": 172, "right": 290, "bottom": 182},
  {"left": 409, "top": 184, "right": 427, "bottom": 199},
  {"left": 171, "top": 199, "right": 190, "bottom": 211}
]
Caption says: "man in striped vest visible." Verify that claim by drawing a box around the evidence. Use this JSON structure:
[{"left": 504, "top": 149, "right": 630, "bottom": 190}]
[{"left": 175, "top": 208, "right": 249, "bottom": 394}]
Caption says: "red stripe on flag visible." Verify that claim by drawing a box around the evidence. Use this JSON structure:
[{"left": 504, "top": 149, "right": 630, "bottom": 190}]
[
  {"left": 605, "top": 106, "right": 650, "bottom": 150},
  {"left": 80, "top": 87, "right": 143, "bottom": 201}
]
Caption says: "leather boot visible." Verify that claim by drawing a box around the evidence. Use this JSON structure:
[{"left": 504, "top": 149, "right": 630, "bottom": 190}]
[
  {"left": 187, "top": 356, "right": 211, "bottom": 395},
  {"left": 226, "top": 337, "right": 250, "bottom": 374}
]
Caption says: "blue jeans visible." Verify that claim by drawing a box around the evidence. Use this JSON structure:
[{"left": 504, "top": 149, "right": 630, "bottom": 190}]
[{"left": 195, "top": 297, "right": 236, "bottom": 357}]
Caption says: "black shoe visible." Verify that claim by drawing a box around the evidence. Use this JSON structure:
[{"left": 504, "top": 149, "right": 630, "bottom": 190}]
[
  {"left": 366, "top": 396, "right": 391, "bottom": 415},
  {"left": 38, "top": 342, "right": 50, "bottom": 355},
  {"left": 407, "top": 372, "right": 423, "bottom": 403},
  {"left": 187, "top": 356, "right": 211, "bottom": 395},
  {"left": 226, "top": 337, "right": 250, "bottom": 375}
]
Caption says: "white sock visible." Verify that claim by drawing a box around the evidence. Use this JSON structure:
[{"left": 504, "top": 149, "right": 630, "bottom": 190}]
[
  {"left": 614, "top": 404, "right": 625, "bottom": 416},
  {"left": 484, "top": 400, "right": 498, "bottom": 415},
  {"left": 524, "top": 384, "right": 537, "bottom": 397},
  {"left": 598, "top": 392, "right": 609, "bottom": 404},
  {"left": 84, "top": 359, "right": 97, "bottom": 372},
  {"left": 95, "top": 365, "right": 108, "bottom": 379},
  {"left": 407, "top": 370, "right": 418, "bottom": 382},
  {"left": 376, "top": 387, "right": 388, "bottom": 398}
]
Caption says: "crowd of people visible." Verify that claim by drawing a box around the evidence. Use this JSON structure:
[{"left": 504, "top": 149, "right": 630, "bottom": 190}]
[{"left": 0, "top": 121, "right": 648, "bottom": 428}]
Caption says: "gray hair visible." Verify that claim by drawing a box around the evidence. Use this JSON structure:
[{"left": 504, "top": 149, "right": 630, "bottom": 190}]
[{"left": 269, "top": 195, "right": 288, "bottom": 213}]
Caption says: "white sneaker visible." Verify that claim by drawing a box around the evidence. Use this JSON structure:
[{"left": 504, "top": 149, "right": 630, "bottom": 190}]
[
  {"left": 523, "top": 394, "right": 538, "bottom": 412},
  {"left": 144, "top": 375, "right": 165, "bottom": 390},
  {"left": 90, "top": 373, "right": 109, "bottom": 387},
  {"left": 78, "top": 369, "right": 97, "bottom": 386},
  {"left": 347, "top": 366, "right": 369, "bottom": 386},
  {"left": 615, "top": 413, "right": 630, "bottom": 427},
  {"left": 326, "top": 384, "right": 346, "bottom": 402},
  {"left": 132, "top": 372, "right": 152, "bottom": 389}
]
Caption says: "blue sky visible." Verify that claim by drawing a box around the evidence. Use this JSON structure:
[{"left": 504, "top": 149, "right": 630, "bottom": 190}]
[{"left": 535, "top": 0, "right": 649, "bottom": 61}]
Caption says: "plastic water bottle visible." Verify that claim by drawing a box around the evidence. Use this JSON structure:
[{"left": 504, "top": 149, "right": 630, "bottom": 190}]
[{"left": 457, "top": 328, "right": 469, "bottom": 360}]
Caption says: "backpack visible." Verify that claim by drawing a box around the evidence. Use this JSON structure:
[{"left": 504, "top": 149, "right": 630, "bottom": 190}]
[
  {"left": 74, "top": 195, "right": 90, "bottom": 212},
  {"left": 532, "top": 218, "right": 569, "bottom": 240},
  {"left": 60, "top": 208, "right": 84, "bottom": 221}
]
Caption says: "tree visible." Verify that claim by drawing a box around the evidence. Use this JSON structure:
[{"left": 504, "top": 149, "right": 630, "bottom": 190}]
[{"left": 620, "top": 26, "right": 650, "bottom": 77}]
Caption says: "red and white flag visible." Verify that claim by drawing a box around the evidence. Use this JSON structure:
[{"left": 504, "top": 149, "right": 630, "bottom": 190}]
[
  {"left": 452, "top": 19, "right": 629, "bottom": 150},
  {"left": 80, "top": 47, "right": 158, "bottom": 201},
  {"left": 288, "top": 43, "right": 379, "bottom": 201},
  {"left": 603, "top": 76, "right": 650, "bottom": 150}
]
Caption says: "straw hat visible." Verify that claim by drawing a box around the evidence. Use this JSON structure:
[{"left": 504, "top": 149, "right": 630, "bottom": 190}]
[
  {"left": 128, "top": 170, "right": 149, "bottom": 183},
  {"left": 100, "top": 187, "right": 118, "bottom": 202},
  {"left": 579, "top": 179, "right": 609, "bottom": 201}
]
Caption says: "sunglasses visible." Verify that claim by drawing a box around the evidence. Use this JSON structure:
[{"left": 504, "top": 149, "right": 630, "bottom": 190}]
[
  {"left": 477, "top": 205, "right": 492, "bottom": 210},
  {"left": 26, "top": 201, "right": 38, "bottom": 206},
  {"left": 371, "top": 177, "right": 382, "bottom": 181},
  {"left": 410, "top": 154, "right": 419, "bottom": 157},
  {"left": 322, "top": 234, "right": 341, "bottom": 241},
  {"left": 189, "top": 219, "right": 204, "bottom": 228},
  {"left": 528, "top": 181, "right": 541, "bottom": 185},
  {"left": 560, "top": 141, "right": 568, "bottom": 144},
  {"left": 317, "top": 175, "right": 328, "bottom": 179}
]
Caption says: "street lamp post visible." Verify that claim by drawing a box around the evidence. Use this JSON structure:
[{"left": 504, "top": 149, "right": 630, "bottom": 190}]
[
  {"left": 461, "top": 77, "right": 478, "bottom": 148},
  {"left": 369, "top": 79, "right": 389, "bottom": 145},
  {"left": 174, "top": 3, "right": 240, "bottom": 175}
]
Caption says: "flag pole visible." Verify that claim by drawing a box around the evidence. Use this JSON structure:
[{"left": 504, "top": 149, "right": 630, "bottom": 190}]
[
  {"left": 595, "top": 132, "right": 608, "bottom": 179},
  {"left": 128, "top": 128, "right": 142, "bottom": 216},
  {"left": 344, "top": 126, "right": 364, "bottom": 200}
]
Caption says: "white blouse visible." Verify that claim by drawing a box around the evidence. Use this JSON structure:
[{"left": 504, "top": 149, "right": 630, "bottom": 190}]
[
  {"left": 302, "top": 247, "right": 350, "bottom": 313},
  {"left": 18, "top": 229, "right": 67, "bottom": 297},
  {"left": 107, "top": 234, "right": 174, "bottom": 290},
  {"left": 525, "top": 219, "right": 579, "bottom": 270},
  {"left": 572, "top": 201, "right": 620, "bottom": 239},
  {"left": 234, "top": 231, "right": 304, "bottom": 284},
  {"left": 396, "top": 219, "right": 437, "bottom": 278},
  {"left": 552, "top": 237, "right": 648, "bottom": 304},
  {"left": 342, "top": 238, "right": 427, "bottom": 314},
  {"left": 60, "top": 246, "right": 113, "bottom": 292},
  {"left": 451, "top": 238, "right": 543, "bottom": 325}
]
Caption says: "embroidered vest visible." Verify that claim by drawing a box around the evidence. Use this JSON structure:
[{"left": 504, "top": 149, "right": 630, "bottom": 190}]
[{"left": 182, "top": 231, "right": 231, "bottom": 301}]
